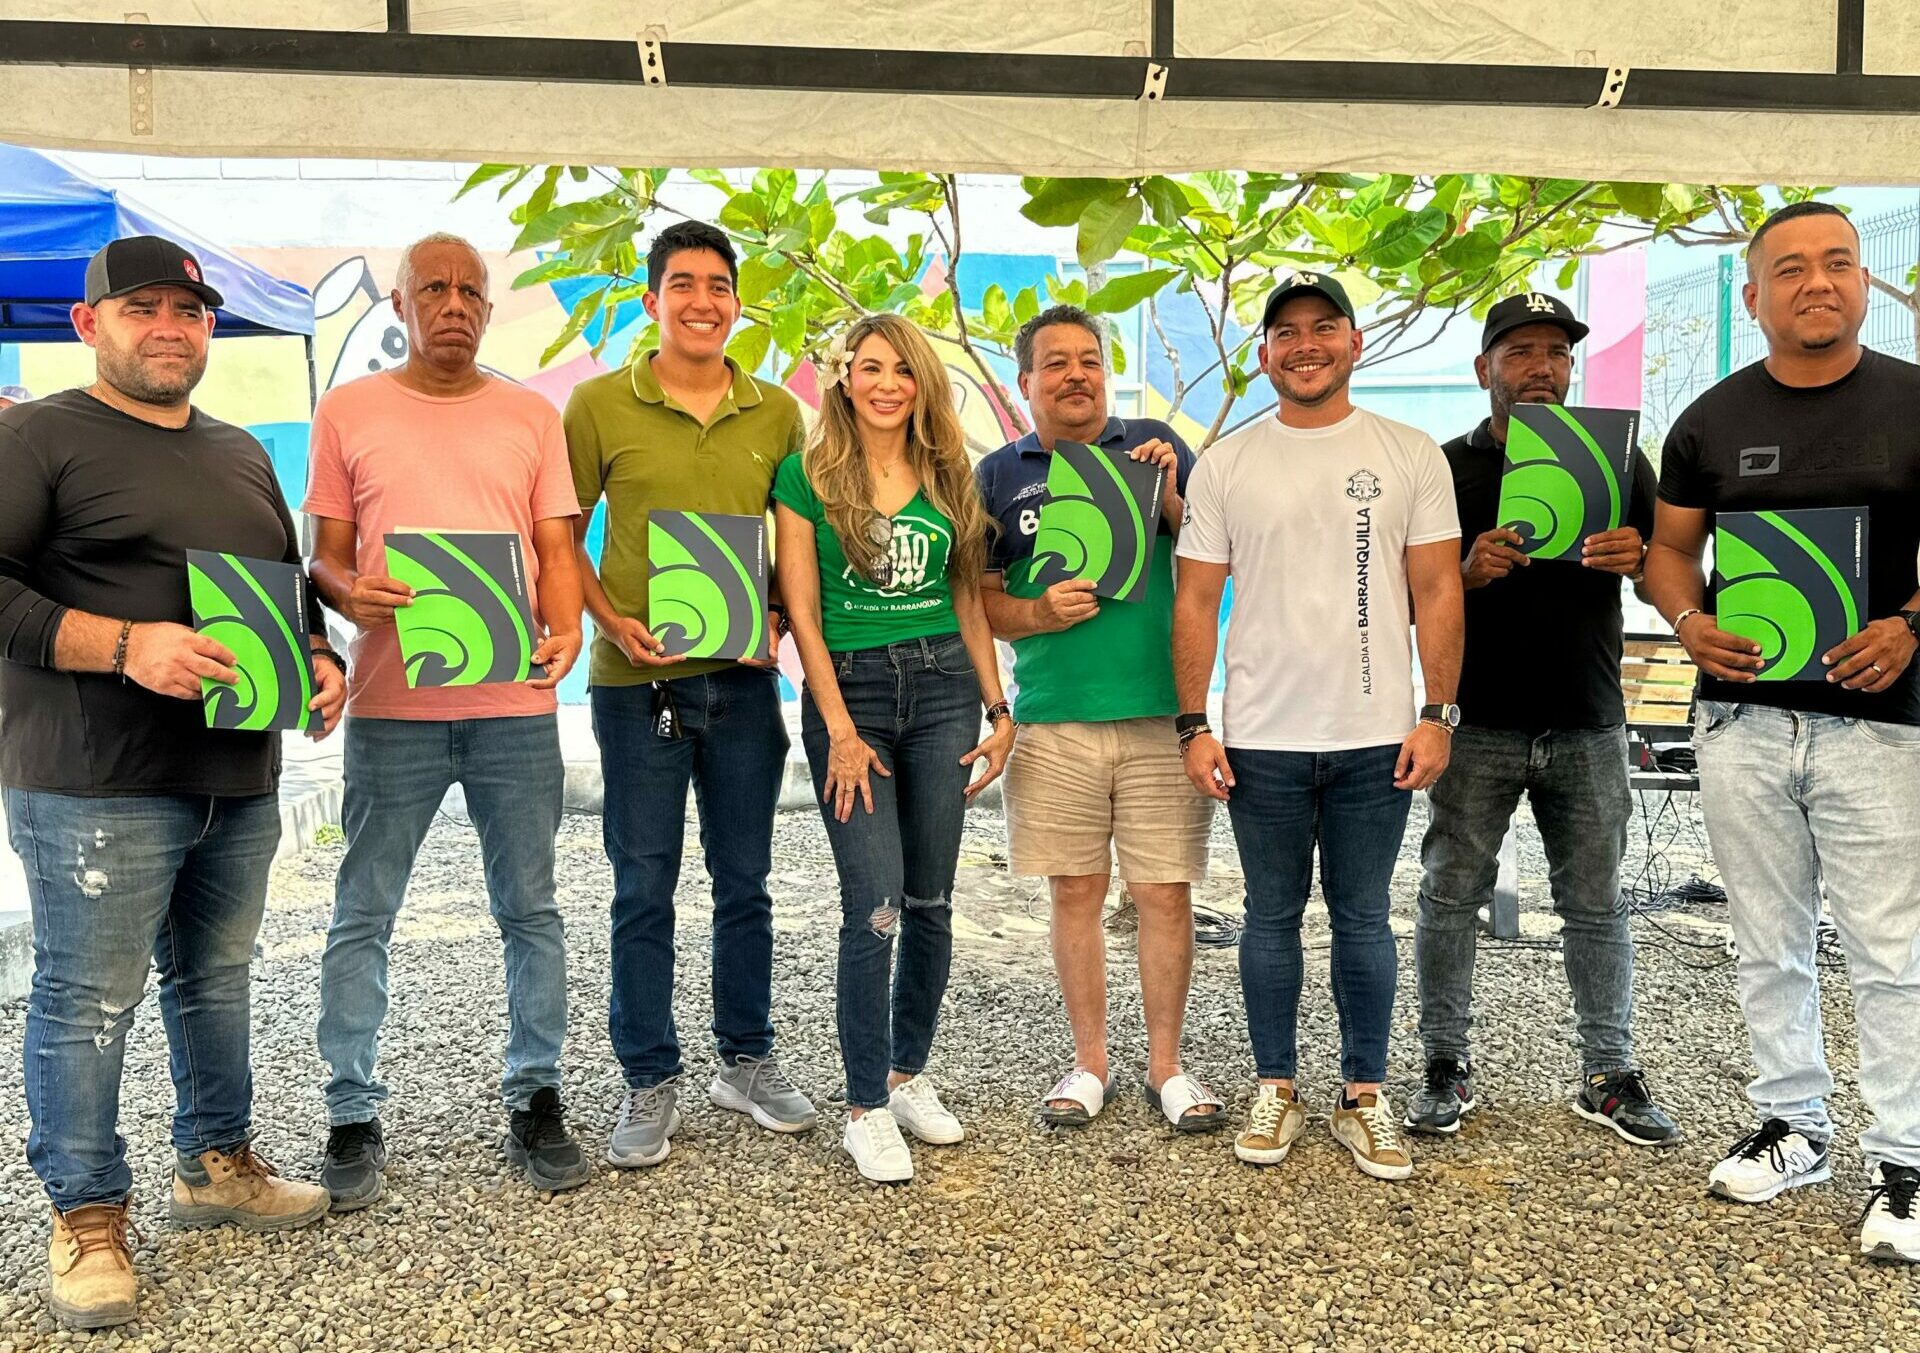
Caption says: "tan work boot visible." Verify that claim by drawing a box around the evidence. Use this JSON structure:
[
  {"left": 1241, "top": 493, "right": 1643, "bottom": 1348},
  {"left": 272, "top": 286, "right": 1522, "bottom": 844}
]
[
  {"left": 170, "top": 1143, "right": 331, "bottom": 1231},
  {"left": 48, "top": 1198, "right": 138, "bottom": 1330}
]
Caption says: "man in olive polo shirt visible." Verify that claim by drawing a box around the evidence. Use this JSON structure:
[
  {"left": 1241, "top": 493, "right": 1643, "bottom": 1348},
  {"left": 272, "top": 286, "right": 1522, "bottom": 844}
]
[
  {"left": 566, "top": 220, "right": 814, "bottom": 1168},
  {"left": 977, "top": 305, "right": 1221, "bottom": 1134}
]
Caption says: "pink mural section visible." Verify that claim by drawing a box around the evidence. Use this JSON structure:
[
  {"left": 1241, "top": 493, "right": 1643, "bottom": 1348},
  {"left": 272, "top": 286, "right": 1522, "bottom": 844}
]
[{"left": 1582, "top": 248, "right": 1648, "bottom": 412}]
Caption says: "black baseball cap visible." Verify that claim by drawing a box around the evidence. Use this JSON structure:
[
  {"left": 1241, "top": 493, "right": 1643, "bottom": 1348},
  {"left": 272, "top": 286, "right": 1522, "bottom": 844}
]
[
  {"left": 1259, "top": 270, "right": 1357, "bottom": 332},
  {"left": 1480, "top": 291, "right": 1588, "bottom": 352},
  {"left": 84, "top": 235, "right": 225, "bottom": 310}
]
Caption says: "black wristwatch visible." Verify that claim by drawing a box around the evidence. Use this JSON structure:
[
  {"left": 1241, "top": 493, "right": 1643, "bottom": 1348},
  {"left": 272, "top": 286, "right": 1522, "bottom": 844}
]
[
  {"left": 1419, "top": 703, "right": 1462, "bottom": 730},
  {"left": 1901, "top": 609, "right": 1920, "bottom": 640},
  {"left": 1175, "top": 711, "right": 1211, "bottom": 747}
]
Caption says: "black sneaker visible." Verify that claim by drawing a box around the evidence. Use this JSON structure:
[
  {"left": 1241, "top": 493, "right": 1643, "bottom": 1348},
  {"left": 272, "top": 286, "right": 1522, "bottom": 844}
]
[
  {"left": 1404, "top": 1056, "right": 1475, "bottom": 1136},
  {"left": 322, "top": 1119, "right": 388, "bottom": 1211},
  {"left": 1572, "top": 1069, "right": 1681, "bottom": 1147},
  {"left": 506, "top": 1087, "right": 592, "bottom": 1193}
]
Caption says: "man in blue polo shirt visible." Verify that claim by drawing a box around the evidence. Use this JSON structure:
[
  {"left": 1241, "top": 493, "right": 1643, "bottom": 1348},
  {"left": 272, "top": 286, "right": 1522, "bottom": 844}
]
[{"left": 976, "top": 305, "right": 1220, "bottom": 1135}]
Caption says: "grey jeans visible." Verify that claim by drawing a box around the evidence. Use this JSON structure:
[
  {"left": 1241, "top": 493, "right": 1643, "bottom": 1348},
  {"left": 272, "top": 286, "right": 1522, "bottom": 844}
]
[{"left": 1415, "top": 724, "right": 1635, "bottom": 1075}]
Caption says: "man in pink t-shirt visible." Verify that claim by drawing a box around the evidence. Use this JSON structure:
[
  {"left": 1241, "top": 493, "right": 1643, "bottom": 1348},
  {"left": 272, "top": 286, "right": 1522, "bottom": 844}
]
[{"left": 302, "top": 233, "right": 588, "bottom": 1204}]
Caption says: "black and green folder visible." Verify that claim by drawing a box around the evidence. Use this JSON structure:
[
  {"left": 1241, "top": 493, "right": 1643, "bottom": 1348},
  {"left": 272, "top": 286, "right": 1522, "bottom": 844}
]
[
  {"left": 385, "top": 530, "right": 546, "bottom": 688},
  {"left": 187, "top": 550, "right": 315, "bottom": 732},
  {"left": 1028, "top": 440, "right": 1166, "bottom": 602},
  {"left": 1714, "top": 507, "right": 1869, "bottom": 682},
  {"left": 1496, "top": 404, "right": 1641, "bottom": 561},
  {"left": 647, "top": 511, "right": 770, "bottom": 661}
]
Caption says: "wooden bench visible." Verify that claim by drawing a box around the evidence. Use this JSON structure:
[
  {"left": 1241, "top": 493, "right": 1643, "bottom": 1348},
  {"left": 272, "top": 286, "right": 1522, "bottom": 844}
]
[{"left": 1480, "top": 632, "right": 1700, "bottom": 939}]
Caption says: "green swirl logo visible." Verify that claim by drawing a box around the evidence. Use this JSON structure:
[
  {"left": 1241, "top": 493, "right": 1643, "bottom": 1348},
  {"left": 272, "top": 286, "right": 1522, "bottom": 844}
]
[
  {"left": 1715, "top": 509, "right": 1863, "bottom": 682},
  {"left": 187, "top": 551, "right": 313, "bottom": 731},
  {"left": 1498, "top": 405, "right": 1628, "bottom": 560},
  {"left": 648, "top": 512, "right": 766, "bottom": 660},
  {"left": 387, "top": 532, "right": 538, "bottom": 687},
  {"left": 1031, "top": 442, "right": 1155, "bottom": 601}
]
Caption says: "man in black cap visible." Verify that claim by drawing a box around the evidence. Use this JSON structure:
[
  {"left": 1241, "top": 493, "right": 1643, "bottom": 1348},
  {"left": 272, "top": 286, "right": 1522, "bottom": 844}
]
[
  {"left": 0, "top": 235, "right": 343, "bottom": 1330},
  {"left": 1175, "top": 270, "right": 1464, "bottom": 1180},
  {"left": 1404, "top": 291, "right": 1678, "bottom": 1147}
]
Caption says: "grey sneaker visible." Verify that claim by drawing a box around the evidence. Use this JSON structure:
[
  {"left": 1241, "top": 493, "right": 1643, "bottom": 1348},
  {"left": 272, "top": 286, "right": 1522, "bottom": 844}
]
[
  {"left": 607, "top": 1077, "right": 682, "bottom": 1168},
  {"left": 1404, "top": 1057, "right": 1475, "bottom": 1136},
  {"left": 708, "top": 1054, "right": 818, "bottom": 1133}
]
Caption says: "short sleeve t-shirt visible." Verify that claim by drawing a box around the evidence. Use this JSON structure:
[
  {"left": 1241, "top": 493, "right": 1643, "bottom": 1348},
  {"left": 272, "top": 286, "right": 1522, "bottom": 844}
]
[
  {"left": 566, "top": 356, "right": 806, "bottom": 686},
  {"left": 1658, "top": 349, "right": 1920, "bottom": 725},
  {"left": 975, "top": 417, "right": 1193, "bottom": 724},
  {"left": 302, "top": 372, "right": 581, "bottom": 720},
  {"left": 772, "top": 452, "right": 959, "bottom": 651},
  {"left": 1445, "top": 417, "right": 1657, "bottom": 732},
  {"left": 1178, "top": 407, "right": 1461, "bottom": 751}
]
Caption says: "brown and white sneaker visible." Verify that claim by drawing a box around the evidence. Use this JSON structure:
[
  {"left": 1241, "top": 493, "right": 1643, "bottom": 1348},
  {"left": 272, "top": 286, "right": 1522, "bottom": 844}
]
[
  {"left": 48, "top": 1197, "right": 138, "bottom": 1330},
  {"left": 1233, "top": 1084, "right": 1308, "bottom": 1166},
  {"left": 170, "top": 1143, "right": 331, "bottom": 1231},
  {"left": 1330, "top": 1090, "right": 1414, "bottom": 1181}
]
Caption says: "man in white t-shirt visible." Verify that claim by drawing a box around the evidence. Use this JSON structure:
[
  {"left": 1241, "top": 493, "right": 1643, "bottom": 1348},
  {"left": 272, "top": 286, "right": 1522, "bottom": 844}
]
[{"left": 1172, "top": 272, "right": 1464, "bottom": 1182}]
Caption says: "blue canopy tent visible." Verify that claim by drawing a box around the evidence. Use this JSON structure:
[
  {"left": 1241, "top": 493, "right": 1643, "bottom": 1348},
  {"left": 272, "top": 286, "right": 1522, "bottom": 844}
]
[{"left": 0, "top": 143, "right": 315, "bottom": 397}]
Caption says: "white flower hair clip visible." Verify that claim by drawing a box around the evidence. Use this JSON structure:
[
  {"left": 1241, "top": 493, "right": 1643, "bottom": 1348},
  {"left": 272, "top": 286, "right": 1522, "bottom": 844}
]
[{"left": 817, "top": 335, "right": 853, "bottom": 391}]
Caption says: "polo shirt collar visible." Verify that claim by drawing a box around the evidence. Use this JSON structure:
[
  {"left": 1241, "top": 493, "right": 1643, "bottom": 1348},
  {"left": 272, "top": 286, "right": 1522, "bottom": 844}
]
[
  {"left": 1015, "top": 416, "right": 1125, "bottom": 457},
  {"left": 627, "top": 353, "right": 763, "bottom": 412},
  {"left": 1465, "top": 416, "right": 1500, "bottom": 451}
]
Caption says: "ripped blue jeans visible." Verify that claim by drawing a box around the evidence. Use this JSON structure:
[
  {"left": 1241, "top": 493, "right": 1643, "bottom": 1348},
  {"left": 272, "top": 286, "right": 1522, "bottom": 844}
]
[
  {"left": 800, "top": 635, "right": 980, "bottom": 1110},
  {"left": 4, "top": 788, "right": 279, "bottom": 1211}
]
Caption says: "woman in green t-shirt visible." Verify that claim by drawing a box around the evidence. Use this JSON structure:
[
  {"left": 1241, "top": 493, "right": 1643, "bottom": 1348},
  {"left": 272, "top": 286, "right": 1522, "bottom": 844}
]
[{"left": 772, "top": 313, "right": 1014, "bottom": 1185}]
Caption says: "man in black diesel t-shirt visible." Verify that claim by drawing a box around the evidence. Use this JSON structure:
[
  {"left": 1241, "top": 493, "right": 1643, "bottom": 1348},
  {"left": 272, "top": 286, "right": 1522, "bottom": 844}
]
[
  {"left": 1408, "top": 293, "right": 1678, "bottom": 1149},
  {"left": 0, "top": 237, "right": 346, "bottom": 1329},
  {"left": 1647, "top": 203, "right": 1920, "bottom": 1262}
]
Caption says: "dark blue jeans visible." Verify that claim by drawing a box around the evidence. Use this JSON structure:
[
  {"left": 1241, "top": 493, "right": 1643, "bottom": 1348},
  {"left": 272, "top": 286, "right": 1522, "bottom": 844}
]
[
  {"left": 800, "top": 635, "right": 980, "bottom": 1110},
  {"left": 1223, "top": 743, "right": 1411, "bottom": 1086},
  {"left": 1415, "top": 724, "right": 1635, "bottom": 1075},
  {"left": 6, "top": 788, "right": 280, "bottom": 1210},
  {"left": 593, "top": 666, "right": 789, "bottom": 1088},
  {"left": 317, "top": 714, "right": 567, "bottom": 1123}
]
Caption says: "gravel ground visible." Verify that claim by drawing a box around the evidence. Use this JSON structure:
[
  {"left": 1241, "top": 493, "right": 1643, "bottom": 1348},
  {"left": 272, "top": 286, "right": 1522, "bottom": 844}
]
[{"left": 0, "top": 788, "right": 1915, "bottom": 1352}]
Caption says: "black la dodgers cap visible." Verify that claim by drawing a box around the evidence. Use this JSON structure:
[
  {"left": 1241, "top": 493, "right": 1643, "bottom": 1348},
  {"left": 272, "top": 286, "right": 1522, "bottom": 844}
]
[{"left": 1480, "top": 291, "right": 1589, "bottom": 352}]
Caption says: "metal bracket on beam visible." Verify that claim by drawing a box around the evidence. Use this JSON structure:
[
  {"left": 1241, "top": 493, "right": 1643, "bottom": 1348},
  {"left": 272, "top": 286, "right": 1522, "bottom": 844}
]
[
  {"left": 1140, "top": 61, "right": 1168, "bottom": 102},
  {"left": 638, "top": 29, "right": 667, "bottom": 86},
  {"left": 125, "top": 10, "right": 152, "bottom": 135},
  {"left": 1592, "top": 65, "right": 1630, "bottom": 109}
]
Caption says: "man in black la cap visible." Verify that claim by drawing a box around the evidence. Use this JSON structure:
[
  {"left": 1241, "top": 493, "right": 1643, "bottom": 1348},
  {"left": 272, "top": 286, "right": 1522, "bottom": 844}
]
[
  {"left": 0, "top": 234, "right": 343, "bottom": 1329},
  {"left": 1404, "top": 290, "right": 1678, "bottom": 1148}
]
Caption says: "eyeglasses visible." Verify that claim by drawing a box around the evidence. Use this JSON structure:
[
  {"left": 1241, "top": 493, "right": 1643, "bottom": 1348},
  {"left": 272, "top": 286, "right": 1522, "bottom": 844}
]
[{"left": 864, "top": 513, "right": 896, "bottom": 588}]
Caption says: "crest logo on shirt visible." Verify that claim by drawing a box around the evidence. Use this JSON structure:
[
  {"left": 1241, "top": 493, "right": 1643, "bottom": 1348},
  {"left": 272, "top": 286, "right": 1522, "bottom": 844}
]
[
  {"left": 1739, "top": 446, "right": 1781, "bottom": 477},
  {"left": 1524, "top": 292, "right": 1555, "bottom": 314},
  {"left": 1345, "top": 469, "right": 1382, "bottom": 502}
]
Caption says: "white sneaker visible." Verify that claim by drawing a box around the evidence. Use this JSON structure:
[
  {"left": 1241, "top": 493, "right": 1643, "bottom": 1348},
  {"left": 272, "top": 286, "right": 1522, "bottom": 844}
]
[
  {"left": 888, "top": 1075, "right": 964, "bottom": 1145},
  {"left": 1860, "top": 1164, "right": 1920, "bottom": 1263},
  {"left": 842, "top": 1108, "right": 914, "bottom": 1184},
  {"left": 1707, "top": 1119, "right": 1831, "bottom": 1204}
]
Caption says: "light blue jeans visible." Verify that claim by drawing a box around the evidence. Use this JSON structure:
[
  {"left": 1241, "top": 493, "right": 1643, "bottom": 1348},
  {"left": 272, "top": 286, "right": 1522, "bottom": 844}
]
[
  {"left": 317, "top": 714, "right": 567, "bottom": 1124},
  {"left": 6, "top": 789, "right": 279, "bottom": 1210},
  {"left": 1693, "top": 699, "right": 1920, "bottom": 1168}
]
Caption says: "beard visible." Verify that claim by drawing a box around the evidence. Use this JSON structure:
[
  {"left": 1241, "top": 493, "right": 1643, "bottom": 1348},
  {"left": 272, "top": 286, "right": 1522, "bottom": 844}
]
[
  {"left": 1489, "top": 372, "right": 1567, "bottom": 424},
  {"left": 1274, "top": 359, "right": 1352, "bottom": 407},
  {"left": 96, "top": 336, "right": 206, "bottom": 405}
]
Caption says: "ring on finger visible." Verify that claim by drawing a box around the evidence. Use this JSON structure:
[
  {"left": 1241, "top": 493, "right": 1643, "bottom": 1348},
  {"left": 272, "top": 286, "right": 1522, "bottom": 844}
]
[{"left": 1872, "top": 661, "right": 1886, "bottom": 674}]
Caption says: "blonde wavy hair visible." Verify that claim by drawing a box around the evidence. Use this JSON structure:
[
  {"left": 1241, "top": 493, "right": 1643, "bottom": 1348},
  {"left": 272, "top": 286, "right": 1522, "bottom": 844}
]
[{"left": 804, "top": 313, "right": 993, "bottom": 586}]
